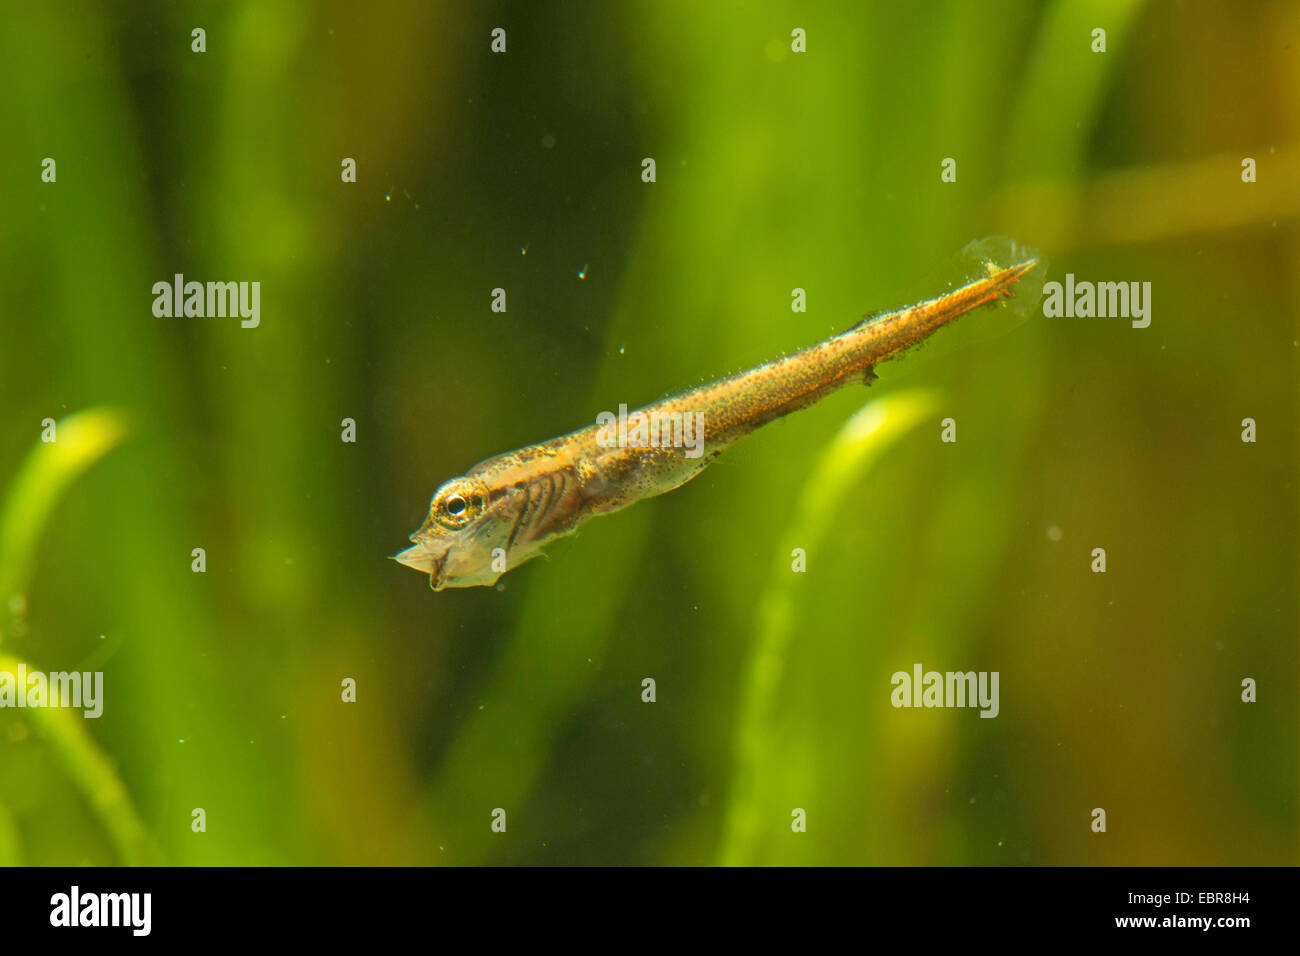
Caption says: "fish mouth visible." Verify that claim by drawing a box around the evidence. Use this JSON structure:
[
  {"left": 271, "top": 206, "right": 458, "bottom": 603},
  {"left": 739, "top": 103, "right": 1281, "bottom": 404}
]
[{"left": 392, "top": 542, "right": 448, "bottom": 589}]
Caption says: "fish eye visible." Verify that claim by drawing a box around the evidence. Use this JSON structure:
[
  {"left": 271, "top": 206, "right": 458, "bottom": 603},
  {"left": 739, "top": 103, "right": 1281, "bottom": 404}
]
[{"left": 433, "top": 482, "right": 483, "bottom": 529}]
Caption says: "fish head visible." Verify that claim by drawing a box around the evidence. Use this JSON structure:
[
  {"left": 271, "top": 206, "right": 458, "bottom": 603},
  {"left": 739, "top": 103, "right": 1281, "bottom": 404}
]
[{"left": 393, "top": 474, "right": 530, "bottom": 590}]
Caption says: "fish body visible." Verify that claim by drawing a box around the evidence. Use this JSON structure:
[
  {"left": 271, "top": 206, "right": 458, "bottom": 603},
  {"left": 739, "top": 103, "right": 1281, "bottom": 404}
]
[{"left": 397, "top": 254, "right": 1039, "bottom": 589}]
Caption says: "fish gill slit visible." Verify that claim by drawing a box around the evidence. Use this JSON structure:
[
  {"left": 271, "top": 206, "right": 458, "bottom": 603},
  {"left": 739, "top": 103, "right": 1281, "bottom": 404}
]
[
  {"left": 504, "top": 481, "right": 538, "bottom": 554},
  {"left": 531, "top": 471, "right": 559, "bottom": 541}
]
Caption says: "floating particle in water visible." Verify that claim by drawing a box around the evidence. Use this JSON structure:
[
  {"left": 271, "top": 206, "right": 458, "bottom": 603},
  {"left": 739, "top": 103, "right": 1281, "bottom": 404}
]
[
  {"left": 177, "top": 738, "right": 186, "bottom": 744},
  {"left": 541, "top": 133, "right": 555, "bottom": 149},
  {"left": 384, "top": 192, "right": 391, "bottom": 202},
  {"left": 1046, "top": 525, "right": 1063, "bottom": 542},
  {"left": 618, "top": 345, "right": 625, "bottom": 355},
  {"left": 577, "top": 264, "right": 588, "bottom": 280},
  {"left": 98, "top": 633, "right": 106, "bottom": 640},
  {"left": 521, "top": 242, "right": 529, "bottom": 256}
]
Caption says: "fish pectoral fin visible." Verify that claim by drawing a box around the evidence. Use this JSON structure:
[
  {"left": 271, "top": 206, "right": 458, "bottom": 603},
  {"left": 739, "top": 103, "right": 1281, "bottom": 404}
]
[{"left": 510, "top": 547, "right": 549, "bottom": 569}]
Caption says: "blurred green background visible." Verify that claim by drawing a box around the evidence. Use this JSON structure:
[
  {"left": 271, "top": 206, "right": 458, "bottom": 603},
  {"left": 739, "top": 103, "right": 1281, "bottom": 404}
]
[{"left": 0, "top": 0, "right": 1295, "bottom": 865}]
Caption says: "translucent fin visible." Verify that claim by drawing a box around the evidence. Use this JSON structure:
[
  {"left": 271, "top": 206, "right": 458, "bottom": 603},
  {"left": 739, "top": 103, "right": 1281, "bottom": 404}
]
[{"left": 877, "top": 236, "right": 1048, "bottom": 370}]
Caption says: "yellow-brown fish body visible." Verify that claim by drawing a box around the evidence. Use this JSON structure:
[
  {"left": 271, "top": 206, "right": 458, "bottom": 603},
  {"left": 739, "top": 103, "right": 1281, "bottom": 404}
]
[{"left": 397, "top": 255, "right": 1039, "bottom": 589}]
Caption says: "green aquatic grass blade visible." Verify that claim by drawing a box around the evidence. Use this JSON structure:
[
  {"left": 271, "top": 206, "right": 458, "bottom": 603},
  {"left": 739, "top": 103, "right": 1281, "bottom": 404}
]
[
  {"left": 997, "top": 0, "right": 1149, "bottom": 249},
  {"left": 0, "top": 651, "right": 158, "bottom": 865},
  {"left": 0, "top": 408, "right": 131, "bottom": 614},
  {"left": 0, "top": 801, "right": 20, "bottom": 866},
  {"left": 720, "top": 389, "right": 939, "bottom": 866},
  {"left": 0, "top": 409, "right": 157, "bottom": 864}
]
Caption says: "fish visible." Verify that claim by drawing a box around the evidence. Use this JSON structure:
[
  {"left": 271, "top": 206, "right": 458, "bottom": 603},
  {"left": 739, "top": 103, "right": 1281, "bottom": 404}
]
[{"left": 396, "top": 247, "right": 1041, "bottom": 590}]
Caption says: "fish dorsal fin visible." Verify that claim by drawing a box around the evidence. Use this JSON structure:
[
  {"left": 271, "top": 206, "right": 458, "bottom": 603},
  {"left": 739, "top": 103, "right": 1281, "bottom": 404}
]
[{"left": 842, "top": 309, "right": 883, "bottom": 334}]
